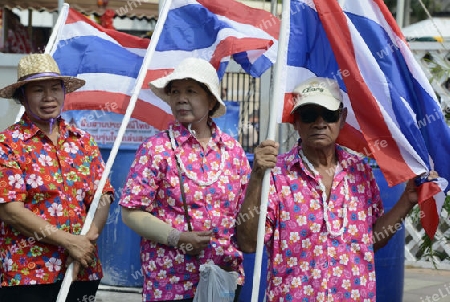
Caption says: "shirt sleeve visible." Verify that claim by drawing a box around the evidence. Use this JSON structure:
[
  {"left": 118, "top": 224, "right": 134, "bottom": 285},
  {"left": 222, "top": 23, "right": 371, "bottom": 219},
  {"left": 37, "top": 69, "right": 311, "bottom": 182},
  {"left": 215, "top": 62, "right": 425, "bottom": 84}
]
[
  {"left": 264, "top": 171, "right": 279, "bottom": 244},
  {"left": 0, "top": 143, "right": 27, "bottom": 204},
  {"left": 119, "top": 140, "right": 162, "bottom": 211},
  {"left": 235, "top": 147, "right": 252, "bottom": 216},
  {"left": 368, "top": 166, "right": 384, "bottom": 225}
]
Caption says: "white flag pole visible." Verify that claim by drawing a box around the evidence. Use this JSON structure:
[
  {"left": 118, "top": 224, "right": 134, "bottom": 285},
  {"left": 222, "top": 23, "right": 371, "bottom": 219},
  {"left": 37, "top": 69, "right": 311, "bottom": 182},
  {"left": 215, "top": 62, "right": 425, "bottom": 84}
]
[
  {"left": 250, "top": 0, "right": 290, "bottom": 301},
  {"left": 56, "top": 0, "right": 173, "bottom": 300}
]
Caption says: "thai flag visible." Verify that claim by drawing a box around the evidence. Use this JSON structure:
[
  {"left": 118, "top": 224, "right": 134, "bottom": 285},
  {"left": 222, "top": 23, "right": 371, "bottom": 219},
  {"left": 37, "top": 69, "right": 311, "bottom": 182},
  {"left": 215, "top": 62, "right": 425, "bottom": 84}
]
[
  {"left": 147, "top": 0, "right": 280, "bottom": 79},
  {"left": 48, "top": 1, "right": 279, "bottom": 130},
  {"left": 276, "top": 0, "right": 450, "bottom": 239},
  {"left": 48, "top": 8, "right": 172, "bottom": 129}
]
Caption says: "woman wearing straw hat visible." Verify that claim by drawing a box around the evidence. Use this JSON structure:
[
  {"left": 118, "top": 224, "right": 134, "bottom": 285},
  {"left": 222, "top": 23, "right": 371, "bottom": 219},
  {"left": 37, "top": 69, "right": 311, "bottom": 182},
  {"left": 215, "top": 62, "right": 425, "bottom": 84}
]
[
  {"left": 119, "top": 57, "right": 250, "bottom": 302},
  {"left": 0, "top": 53, "right": 114, "bottom": 302}
]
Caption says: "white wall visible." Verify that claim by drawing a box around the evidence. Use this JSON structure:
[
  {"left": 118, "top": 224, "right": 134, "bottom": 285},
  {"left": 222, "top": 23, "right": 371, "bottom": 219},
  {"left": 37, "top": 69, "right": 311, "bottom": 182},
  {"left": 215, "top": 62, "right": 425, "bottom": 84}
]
[{"left": 0, "top": 54, "right": 24, "bottom": 131}]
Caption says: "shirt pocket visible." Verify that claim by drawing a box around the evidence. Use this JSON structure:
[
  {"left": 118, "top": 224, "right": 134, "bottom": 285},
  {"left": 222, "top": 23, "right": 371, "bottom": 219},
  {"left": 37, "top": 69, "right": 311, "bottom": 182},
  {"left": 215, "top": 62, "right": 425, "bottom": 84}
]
[{"left": 342, "top": 192, "right": 374, "bottom": 245}]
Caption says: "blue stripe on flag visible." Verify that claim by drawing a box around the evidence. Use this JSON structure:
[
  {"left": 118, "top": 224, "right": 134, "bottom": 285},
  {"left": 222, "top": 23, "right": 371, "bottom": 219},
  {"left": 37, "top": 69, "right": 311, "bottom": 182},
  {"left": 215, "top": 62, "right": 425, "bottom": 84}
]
[
  {"left": 347, "top": 12, "right": 450, "bottom": 172},
  {"left": 287, "top": 5, "right": 342, "bottom": 86},
  {"left": 53, "top": 36, "right": 143, "bottom": 78},
  {"left": 233, "top": 52, "right": 275, "bottom": 78},
  {"left": 156, "top": 4, "right": 231, "bottom": 52},
  {"left": 346, "top": 13, "right": 430, "bottom": 163}
]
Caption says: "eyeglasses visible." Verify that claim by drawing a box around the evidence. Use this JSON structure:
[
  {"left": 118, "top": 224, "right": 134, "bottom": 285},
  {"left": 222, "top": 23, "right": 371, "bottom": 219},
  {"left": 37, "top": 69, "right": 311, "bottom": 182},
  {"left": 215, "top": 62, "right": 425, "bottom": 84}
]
[{"left": 297, "top": 108, "right": 342, "bottom": 124}]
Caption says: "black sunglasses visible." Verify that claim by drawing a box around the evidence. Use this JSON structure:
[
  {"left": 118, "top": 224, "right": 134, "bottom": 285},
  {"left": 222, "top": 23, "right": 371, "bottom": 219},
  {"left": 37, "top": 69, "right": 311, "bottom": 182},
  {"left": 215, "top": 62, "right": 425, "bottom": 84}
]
[{"left": 297, "top": 107, "right": 342, "bottom": 123}]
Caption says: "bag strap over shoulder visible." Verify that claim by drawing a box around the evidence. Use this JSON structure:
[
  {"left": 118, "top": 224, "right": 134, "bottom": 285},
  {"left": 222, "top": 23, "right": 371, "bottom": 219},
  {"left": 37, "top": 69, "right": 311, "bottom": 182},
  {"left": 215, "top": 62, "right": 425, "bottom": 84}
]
[{"left": 166, "top": 130, "right": 193, "bottom": 232}]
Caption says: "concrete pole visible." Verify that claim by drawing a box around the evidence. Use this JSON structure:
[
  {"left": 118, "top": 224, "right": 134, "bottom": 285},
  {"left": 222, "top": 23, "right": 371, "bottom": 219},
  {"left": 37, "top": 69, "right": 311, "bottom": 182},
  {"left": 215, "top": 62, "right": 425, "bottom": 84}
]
[
  {"left": 270, "top": 0, "right": 278, "bottom": 15},
  {"left": 58, "top": 0, "right": 64, "bottom": 13},
  {"left": 396, "top": 0, "right": 405, "bottom": 28},
  {"left": 54, "top": 0, "right": 65, "bottom": 26},
  {"left": 159, "top": 0, "right": 164, "bottom": 14},
  {"left": 404, "top": 0, "right": 411, "bottom": 27}
]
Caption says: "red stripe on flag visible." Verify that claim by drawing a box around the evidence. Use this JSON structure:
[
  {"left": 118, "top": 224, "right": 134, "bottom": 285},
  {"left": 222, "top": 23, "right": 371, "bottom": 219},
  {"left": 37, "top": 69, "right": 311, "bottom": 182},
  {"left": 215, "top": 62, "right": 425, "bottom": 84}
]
[
  {"left": 142, "top": 69, "right": 175, "bottom": 89},
  {"left": 66, "top": 8, "right": 150, "bottom": 49},
  {"left": 210, "top": 37, "right": 274, "bottom": 69},
  {"left": 282, "top": 93, "right": 295, "bottom": 124},
  {"left": 314, "top": 0, "right": 414, "bottom": 186},
  {"left": 418, "top": 182, "right": 442, "bottom": 240},
  {"left": 197, "top": 0, "right": 280, "bottom": 39},
  {"left": 131, "top": 98, "right": 175, "bottom": 130},
  {"left": 337, "top": 124, "right": 372, "bottom": 157},
  {"left": 63, "top": 91, "right": 173, "bottom": 130}
]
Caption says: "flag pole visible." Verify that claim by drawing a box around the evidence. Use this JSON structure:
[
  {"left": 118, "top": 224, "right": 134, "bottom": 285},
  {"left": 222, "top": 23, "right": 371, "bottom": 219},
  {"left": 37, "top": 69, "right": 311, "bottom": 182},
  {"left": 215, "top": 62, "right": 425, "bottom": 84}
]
[
  {"left": 250, "top": 0, "right": 290, "bottom": 301},
  {"left": 56, "top": 0, "right": 173, "bottom": 300}
]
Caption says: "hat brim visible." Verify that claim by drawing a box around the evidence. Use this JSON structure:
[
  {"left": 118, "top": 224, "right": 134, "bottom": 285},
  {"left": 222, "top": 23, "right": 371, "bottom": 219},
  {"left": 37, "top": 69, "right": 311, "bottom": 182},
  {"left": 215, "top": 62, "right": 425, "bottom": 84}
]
[
  {"left": 150, "top": 71, "right": 226, "bottom": 118},
  {"left": 0, "top": 76, "right": 85, "bottom": 99},
  {"left": 290, "top": 95, "right": 341, "bottom": 114}
]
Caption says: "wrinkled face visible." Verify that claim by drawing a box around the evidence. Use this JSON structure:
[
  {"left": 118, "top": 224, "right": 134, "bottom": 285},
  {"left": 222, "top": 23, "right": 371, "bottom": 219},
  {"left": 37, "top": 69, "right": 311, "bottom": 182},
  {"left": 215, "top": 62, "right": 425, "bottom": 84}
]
[
  {"left": 167, "top": 79, "right": 216, "bottom": 124},
  {"left": 293, "top": 104, "right": 347, "bottom": 149},
  {"left": 22, "top": 79, "right": 64, "bottom": 121}
]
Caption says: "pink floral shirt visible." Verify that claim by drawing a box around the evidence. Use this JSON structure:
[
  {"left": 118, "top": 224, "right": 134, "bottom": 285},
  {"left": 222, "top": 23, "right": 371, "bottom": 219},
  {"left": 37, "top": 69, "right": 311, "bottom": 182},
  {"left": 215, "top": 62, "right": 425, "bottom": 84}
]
[
  {"left": 0, "top": 114, "right": 114, "bottom": 286},
  {"left": 263, "top": 145, "right": 383, "bottom": 301},
  {"left": 119, "top": 121, "right": 250, "bottom": 301}
]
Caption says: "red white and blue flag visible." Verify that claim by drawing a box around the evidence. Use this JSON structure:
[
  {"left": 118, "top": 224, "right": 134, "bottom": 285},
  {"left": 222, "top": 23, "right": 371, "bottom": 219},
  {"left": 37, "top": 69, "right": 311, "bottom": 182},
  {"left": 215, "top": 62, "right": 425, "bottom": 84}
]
[
  {"left": 276, "top": 0, "right": 450, "bottom": 239},
  {"left": 49, "top": 1, "right": 279, "bottom": 130}
]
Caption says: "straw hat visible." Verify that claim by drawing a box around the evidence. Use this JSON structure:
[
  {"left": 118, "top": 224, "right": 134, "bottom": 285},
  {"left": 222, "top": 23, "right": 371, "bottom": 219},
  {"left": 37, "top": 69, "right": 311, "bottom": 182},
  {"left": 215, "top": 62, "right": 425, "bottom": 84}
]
[
  {"left": 149, "top": 57, "right": 226, "bottom": 118},
  {"left": 0, "top": 53, "right": 85, "bottom": 99}
]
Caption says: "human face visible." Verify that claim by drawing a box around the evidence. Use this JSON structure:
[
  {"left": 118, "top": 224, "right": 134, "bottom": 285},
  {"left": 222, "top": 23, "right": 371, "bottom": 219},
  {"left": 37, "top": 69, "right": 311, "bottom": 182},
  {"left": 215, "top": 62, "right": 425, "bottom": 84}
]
[
  {"left": 293, "top": 104, "right": 347, "bottom": 149},
  {"left": 168, "top": 79, "right": 216, "bottom": 125},
  {"left": 22, "top": 79, "right": 64, "bottom": 121}
]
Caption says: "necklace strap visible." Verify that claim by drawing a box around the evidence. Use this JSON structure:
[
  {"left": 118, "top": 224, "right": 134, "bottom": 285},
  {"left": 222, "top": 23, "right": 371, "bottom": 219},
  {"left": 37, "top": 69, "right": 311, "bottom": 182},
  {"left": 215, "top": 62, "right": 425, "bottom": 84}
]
[
  {"left": 299, "top": 148, "right": 348, "bottom": 238},
  {"left": 168, "top": 125, "right": 225, "bottom": 187},
  {"left": 167, "top": 130, "right": 193, "bottom": 232}
]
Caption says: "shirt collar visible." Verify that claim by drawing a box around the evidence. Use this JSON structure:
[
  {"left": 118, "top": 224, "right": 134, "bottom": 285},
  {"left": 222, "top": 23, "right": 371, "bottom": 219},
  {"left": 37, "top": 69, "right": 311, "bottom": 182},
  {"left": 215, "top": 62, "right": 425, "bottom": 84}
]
[
  {"left": 289, "top": 143, "right": 362, "bottom": 174},
  {"left": 169, "top": 120, "right": 225, "bottom": 147},
  {"left": 17, "top": 113, "right": 82, "bottom": 142}
]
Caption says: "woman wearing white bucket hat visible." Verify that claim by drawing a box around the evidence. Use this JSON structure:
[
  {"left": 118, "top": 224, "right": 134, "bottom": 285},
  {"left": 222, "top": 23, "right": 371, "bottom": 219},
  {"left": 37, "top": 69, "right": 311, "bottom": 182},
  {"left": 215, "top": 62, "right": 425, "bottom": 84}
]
[
  {"left": 119, "top": 57, "right": 251, "bottom": 302},
  {"left": 0, "top": 53, "right": 114, "bottom": 302}
]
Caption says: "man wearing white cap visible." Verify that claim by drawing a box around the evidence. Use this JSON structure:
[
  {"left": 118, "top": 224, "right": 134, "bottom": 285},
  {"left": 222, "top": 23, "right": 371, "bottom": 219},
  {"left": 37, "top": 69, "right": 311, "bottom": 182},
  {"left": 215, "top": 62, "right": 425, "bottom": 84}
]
[{"left": 236, "top": 77, "right": 435, "bottom": 301}]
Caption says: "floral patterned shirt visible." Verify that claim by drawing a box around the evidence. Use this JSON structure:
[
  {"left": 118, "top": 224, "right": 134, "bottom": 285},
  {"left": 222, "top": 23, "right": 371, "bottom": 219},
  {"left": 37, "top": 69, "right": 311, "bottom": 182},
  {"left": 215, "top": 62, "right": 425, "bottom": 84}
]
[
  {"left": 0, "top": 114, "right": 114, "bottom": 286},
  {"left": 263, "top": 144, "right": 383, "bottom": 301},
  {"left": 119, "top": 121, "right": 250, "bottom": 301}
]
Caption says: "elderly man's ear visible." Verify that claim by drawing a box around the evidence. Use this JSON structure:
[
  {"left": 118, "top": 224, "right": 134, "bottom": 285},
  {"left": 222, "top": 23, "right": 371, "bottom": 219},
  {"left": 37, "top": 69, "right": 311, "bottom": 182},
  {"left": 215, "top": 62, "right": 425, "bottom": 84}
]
[{"left": 339, "top": 107, "right": 348, "bottom": 129}]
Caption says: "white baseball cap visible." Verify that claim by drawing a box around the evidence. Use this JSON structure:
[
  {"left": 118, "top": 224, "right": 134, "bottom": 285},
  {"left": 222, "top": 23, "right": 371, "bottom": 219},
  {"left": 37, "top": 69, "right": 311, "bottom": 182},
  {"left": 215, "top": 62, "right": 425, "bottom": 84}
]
[{"left": 291, "top": 77, "right": 343, "bottom": 114}]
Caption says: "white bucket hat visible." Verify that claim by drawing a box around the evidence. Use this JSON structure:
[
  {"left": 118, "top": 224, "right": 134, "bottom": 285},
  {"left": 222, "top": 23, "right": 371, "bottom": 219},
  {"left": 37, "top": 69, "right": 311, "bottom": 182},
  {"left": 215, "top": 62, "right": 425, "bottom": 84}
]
[
  {"left": 0, "top": 53, "right": 85, "bottom": 99},
  {"left": 149, "top": 57, "right": 226, "bottom": 118},
  {"left": 291, "top": 77, "right": 343, "bottom": 114}
]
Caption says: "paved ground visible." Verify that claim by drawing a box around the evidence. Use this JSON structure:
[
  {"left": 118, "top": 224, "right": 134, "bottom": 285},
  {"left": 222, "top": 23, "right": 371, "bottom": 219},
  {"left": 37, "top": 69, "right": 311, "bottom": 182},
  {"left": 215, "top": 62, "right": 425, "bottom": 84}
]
[
  {"left": 403, "top": 267, "right": 450, "bottom": 302},
  {"left": 95, "top": 267, "right": 450, "bottom": 302}
]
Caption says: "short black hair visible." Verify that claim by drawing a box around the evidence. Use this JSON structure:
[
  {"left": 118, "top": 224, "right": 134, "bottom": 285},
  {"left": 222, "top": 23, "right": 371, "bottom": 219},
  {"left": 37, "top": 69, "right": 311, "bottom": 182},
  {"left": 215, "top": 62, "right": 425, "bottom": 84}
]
[{"left": 11, "top": 86, "right": 25, "bottom": 105}]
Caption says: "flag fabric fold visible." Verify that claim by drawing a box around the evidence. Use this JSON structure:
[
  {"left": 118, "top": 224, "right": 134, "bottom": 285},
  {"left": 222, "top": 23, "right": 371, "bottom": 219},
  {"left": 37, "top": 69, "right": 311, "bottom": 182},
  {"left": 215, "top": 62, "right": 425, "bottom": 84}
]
[
  {"left": 146, "top": 0, "right": 280, "bottom": 80},
  {"left": 49, "top": 8, "right": 173, "bottom": 130},
  {"left": 49, "top": 1, "right": 279, "bottom": 130},
  {"left": 277, "top": 0, "right": 450, "bottom": 239}
]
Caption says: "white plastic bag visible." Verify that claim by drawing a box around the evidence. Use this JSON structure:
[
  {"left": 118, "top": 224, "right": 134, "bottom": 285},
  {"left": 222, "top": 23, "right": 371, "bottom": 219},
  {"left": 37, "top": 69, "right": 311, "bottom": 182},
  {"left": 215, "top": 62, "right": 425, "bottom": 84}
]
[{"left": 193, "top": 263, "right": 238, "bottom": 302}]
